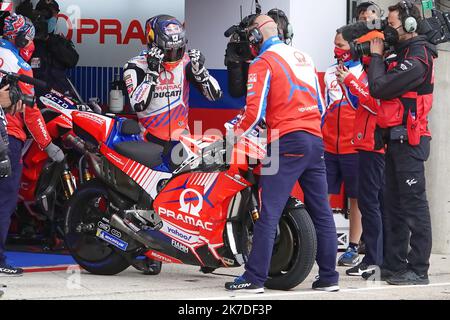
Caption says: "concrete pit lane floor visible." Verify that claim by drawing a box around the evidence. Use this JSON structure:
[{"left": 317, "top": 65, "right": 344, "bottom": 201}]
[{"left": 1, "top": 254, "right": 449, "bottom": 300}]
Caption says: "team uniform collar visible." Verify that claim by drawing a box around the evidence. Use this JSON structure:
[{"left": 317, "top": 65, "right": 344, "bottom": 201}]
[{"left": 259, "top": 36, "right": 283, "bottom": 55}]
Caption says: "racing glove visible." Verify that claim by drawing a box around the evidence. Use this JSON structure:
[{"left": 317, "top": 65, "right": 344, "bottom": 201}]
[
  {"left": 0, "top": 154, "right": 11, "bottom": 178},
  {"left": 188, "top": 49, "right": 210, "bottom": 83},
  {"left": 147, "top": 46, "right": 164, "bottom": 79},
  {"left": 45, "top": 142, "right": 64, "bottom": 163}
]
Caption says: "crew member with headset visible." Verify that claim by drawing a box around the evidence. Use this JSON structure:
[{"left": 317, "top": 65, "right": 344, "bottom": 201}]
[
  {"left": 0, "top": 13, "right": 64, "bottom": 276},
  {"left": 225, "top": 15, "right": 339, "bottom": 293},
  {"left": 368, "top": 1, "right": 436, "bottom": 285}
]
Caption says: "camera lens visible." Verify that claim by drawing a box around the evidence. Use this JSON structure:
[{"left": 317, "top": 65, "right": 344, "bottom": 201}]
[
  {"left": 21, "top": 94, "right": 36, "bottom": 107},
  {"left": 350, "top": 41, "right": 372, "bottom": 60}
]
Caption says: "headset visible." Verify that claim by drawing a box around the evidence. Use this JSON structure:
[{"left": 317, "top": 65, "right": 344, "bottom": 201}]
[
  {"left": 400, "top": 0, "right": 418, "bottom": 33},
  {"left": 247, "top": 15, "right": 264, "bottom": 46},
  {"left": 267, "top": 8, "right": 294, "bottom": 43}
]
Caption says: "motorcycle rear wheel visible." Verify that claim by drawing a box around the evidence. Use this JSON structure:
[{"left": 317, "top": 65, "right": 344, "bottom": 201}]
[{"left": 64, "top": 180, "right": 131, "bottom": 275}]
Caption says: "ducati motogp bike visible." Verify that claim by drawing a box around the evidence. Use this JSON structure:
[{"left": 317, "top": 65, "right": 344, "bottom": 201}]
[{"left": 55, "top": 105, "right": 317, "bottom": 290}]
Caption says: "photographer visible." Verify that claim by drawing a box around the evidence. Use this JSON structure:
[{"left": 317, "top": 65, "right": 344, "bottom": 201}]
[
  {"left": 28, "top": 0, "right": 79, "bottom": 96},
  {"left": 368, "top": 1, "right": 436, "bottom": 285},
  {"left": 0, "top": 13, "right": 63, "bottom": 276}
]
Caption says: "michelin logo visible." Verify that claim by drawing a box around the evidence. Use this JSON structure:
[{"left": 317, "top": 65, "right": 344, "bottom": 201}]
[{"left": 96, "top": 229, "right": 128, "bottom": 251}]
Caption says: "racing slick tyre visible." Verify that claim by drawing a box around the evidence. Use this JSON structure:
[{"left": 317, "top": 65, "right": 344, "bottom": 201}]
[
  {"left": 64, "top": 180, "right": 131, "bottom": 275},
  {"left": 265, "top": 207, "right": 317, "bottom": 290}
]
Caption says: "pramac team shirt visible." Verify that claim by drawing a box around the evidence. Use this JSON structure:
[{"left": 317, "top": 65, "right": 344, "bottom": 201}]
[{"left": 233, "top": 36, "right": 325, "bottom": 143}]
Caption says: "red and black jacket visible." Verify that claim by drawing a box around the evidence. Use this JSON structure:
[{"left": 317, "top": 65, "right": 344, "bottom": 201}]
[
  {"left": 368, "top": 36, "right": 437, "bottom": 146},
  {"left": 343, "top": 73, "right": 384, "bottom": 153}
]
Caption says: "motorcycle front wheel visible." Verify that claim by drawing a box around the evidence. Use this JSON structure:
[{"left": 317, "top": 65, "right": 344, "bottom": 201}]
[{"left": 243, "top": 206, "right": 317, "bottom": 290}]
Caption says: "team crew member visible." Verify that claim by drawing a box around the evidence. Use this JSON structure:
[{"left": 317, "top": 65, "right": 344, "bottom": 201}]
[
  {"left": 0, "top": 14, "right": 63, "bottom": 276},
  {"left": 225, "top": 15, "right": 339, "bottom": 293},
  {"left": 322, "top": 30, "right": 363, "bottom": 267},
  {"left": 124, "top": 15, "right": 222, "bottom": 145},
  {"left": 336, "top": 30, "right": 386, "bottom": 277},
  {"left": 369, "top": 1, "right": 436, "bottom": 285}
]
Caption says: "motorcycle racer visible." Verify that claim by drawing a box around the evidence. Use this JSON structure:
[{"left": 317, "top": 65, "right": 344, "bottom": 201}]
[{"left": 124, "top": 15, "right": 222, "bottom": 145}]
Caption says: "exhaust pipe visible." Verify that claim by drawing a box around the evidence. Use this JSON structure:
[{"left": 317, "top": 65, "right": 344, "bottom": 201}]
[{"left": 109, "top": 214, "right": 162, "bottom": 251}]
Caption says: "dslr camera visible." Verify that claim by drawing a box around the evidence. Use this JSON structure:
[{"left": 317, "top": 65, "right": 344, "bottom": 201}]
[{"left": 0, "top": 70, "right": 37, "bottom": 107}]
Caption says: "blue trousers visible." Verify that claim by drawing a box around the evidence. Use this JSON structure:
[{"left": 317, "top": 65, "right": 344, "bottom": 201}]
[
  {"left": 243, "top": 131, "right": 339, "bottom": 286},
  {"left": 0, "top": 136, "right": 23, "bottom": 264},
  {"left": 358, "top": 151, "right": 385, "bottom": 266}
]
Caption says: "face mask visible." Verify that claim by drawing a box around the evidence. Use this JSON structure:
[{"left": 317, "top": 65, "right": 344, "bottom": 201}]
[
  {"left": 334, "top": 47, "right": 351, "bottom": 62},
  {"left": 384, "top": 25, "right": 400, "bottom": 45},
  {"left": 47, "top": 17, "right": 57, "bottom": 34},
  {"left": 20, "top": 41, "right": 35, "bottom": 61}
]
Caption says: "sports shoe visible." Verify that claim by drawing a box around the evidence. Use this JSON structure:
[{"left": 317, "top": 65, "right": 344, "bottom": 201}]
[
  {"left": 338, "top": 246, "right": 360, "bottom": 266},
  {"left": 225, "top": 276, "right": 264, "bottom": 293},
  {"left": 346, "top": 262, "right": 377, "bottom": 276},
  {"left": 0, "top": 263, "right": 24, "bottom": 277},
  {"left": 362, "top": 268, "right": 396, "bottom": 281},
  {"left": 386, "top": 269, "right": 429, "bottom": 286},
  {"left": 312, "top": 276, "right": 340, "bottom": 292}
]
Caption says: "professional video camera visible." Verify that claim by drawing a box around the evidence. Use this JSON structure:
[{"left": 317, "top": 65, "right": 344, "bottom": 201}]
[
  {"left": 342, "top": 1, "right": 450, "bottom": 60},
  {"left": 341, "top": 20, "right": 400, "bottom": 60},
  {"left": 223, "top": 0, "right": 264, "bottom": 98},
  {"left": 224, "top": 14, "right": 258, "bottom": 65},
  {"left": 0, "top": 69, "right": 48, "bottom": 107}
]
